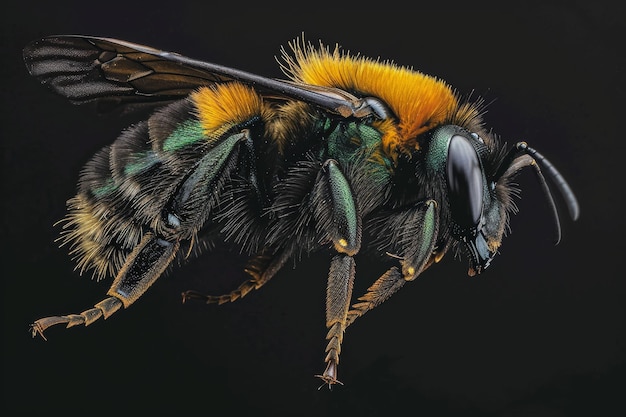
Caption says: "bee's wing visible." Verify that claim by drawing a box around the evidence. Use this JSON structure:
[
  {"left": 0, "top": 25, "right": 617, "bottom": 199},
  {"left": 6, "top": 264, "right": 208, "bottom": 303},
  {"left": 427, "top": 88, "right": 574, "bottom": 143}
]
[{"left": 24, "top": 35, "right": 373, "bottom": 117}]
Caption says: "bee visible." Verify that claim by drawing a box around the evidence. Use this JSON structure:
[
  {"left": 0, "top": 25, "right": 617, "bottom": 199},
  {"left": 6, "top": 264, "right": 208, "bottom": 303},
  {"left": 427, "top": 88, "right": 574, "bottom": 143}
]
[{"left": 24, "top": 35, "right": 579, "bottom": 387}]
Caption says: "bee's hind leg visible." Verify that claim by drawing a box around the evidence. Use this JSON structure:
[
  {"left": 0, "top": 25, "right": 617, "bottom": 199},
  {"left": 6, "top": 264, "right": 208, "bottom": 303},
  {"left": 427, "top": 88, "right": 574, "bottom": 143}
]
[
  {"left": 30, "top": 297, "right": 123, "bottom": 340},
  {"left": 31, "top": 232, "right": 180, "bottom": 339}
]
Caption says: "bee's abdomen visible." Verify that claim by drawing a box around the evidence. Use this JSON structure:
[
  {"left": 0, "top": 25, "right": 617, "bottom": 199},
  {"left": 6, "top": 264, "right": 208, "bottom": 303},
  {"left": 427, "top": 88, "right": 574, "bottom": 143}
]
[
  {"left": 59, "top": 98, "right": 207, "bottom": 280},
  {"left": 58, "top": 135, "right": 166, "bottom": 280},
  {"left": 59, "top": 85, "right": 276, "bottom": 280}
]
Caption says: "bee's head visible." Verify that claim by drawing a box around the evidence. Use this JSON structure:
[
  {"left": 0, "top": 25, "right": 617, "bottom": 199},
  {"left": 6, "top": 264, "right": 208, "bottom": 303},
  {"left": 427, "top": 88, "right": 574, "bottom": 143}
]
[{"left": 426, "top": 125, "right": 579, "bottom": 276}]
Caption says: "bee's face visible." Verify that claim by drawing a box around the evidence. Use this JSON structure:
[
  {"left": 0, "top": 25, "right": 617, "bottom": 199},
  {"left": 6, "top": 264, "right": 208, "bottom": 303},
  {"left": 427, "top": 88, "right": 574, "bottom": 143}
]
[{"left": 427, "top": 125, "right": 509, "bottom": 275}]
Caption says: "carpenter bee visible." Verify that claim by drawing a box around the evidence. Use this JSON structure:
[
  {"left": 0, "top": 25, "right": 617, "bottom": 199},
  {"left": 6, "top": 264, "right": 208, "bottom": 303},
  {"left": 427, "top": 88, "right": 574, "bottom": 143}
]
[{"left": 24, "top": 35, "right": 579, "bottom": 387}]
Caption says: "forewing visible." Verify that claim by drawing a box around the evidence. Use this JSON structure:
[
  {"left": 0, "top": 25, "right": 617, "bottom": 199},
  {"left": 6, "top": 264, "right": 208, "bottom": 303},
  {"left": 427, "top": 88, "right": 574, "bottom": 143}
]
[
  {"left": 23, "top": 36, "right": 236, "bottom": 111},
  {"left": 23, "top": 35, "right": 373, "bottom": 117}
]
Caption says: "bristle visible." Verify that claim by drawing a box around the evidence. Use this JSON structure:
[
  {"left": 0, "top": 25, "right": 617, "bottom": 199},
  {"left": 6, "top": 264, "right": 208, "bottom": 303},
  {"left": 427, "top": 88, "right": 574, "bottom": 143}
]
[
  {"left": 110, "top": 121, "right": 158, "bottom": 183},
  {"left": 77, "top": 146, "right": 115, "bottom": 197},
  {"left": 57, "top": 194, "right": 134, "bottom": 280},
  {"left": 149, "top": 98, "right": 198, "bottom": 151}
]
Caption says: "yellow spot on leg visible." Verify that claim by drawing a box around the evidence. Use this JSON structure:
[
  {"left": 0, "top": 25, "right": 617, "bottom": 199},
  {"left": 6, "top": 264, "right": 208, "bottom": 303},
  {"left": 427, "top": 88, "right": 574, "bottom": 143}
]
[{"left": 434, "top": 251, "right": 445, "bottom": 263}]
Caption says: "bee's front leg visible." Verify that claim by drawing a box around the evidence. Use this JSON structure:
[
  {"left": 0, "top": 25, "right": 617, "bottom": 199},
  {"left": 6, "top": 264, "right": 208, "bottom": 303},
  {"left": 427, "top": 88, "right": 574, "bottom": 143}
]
[{"left": 345, "top": 200, "right": 440, "bottom": 329}]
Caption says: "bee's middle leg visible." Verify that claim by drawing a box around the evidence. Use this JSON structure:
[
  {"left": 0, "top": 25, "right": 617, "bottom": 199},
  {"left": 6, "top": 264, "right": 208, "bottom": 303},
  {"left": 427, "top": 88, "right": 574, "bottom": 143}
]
[
  {"left": 181, "top": 249, "right": 291, "bottom": 304},
  {"left": 314, "top": 159, "right": 362, "bottom": 388}
]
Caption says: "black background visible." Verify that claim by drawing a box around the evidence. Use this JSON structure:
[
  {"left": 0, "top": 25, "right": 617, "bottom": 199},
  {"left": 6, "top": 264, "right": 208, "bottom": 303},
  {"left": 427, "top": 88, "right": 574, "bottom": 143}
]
[{"left": 2, "top": 1, "right": 624, "bottom": 415}]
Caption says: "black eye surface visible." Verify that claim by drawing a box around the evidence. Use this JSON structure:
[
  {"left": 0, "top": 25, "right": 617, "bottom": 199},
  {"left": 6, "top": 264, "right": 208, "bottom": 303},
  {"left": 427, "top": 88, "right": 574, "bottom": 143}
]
[{"left": 446, "top": 134, "right": 483, "bottom": 231}]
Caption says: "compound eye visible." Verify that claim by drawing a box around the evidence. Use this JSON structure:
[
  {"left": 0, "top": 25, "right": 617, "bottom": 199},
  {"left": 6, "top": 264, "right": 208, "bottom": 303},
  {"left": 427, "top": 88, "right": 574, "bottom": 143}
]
[{"left": 446, "top": 134, "right": 484, "bottom": 230}]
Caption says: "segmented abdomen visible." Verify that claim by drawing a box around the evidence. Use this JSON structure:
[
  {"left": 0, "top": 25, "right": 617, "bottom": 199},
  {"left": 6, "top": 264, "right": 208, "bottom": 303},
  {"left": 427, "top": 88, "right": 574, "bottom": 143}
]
[{"left": 58, "top": 97, "right": 208, "bottom": 280}]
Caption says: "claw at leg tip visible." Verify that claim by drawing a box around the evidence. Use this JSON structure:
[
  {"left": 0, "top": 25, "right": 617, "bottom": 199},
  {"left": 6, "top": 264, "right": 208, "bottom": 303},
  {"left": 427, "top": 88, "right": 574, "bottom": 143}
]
[
  {"left": 315, "top": 360, "right": 343, "bottom": 389},
  {"left": 30, "top": 323, "right": 47, "bottom": 341}
]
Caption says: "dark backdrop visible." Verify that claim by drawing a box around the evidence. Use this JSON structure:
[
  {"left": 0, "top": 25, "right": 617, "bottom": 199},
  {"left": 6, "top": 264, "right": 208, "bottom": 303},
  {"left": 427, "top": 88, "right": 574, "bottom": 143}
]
[{"left": 2, "top": 2, "right": 624, "bottom": 415}]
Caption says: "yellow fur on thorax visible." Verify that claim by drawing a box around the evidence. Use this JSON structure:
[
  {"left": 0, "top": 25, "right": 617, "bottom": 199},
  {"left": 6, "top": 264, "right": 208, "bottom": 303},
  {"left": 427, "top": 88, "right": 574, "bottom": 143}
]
[
  {"left": 283, "top": 42, "right": 459, "bottom": 157},
  {"left": 192, "top": 84, "right": 268, "bottom": 138}
]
